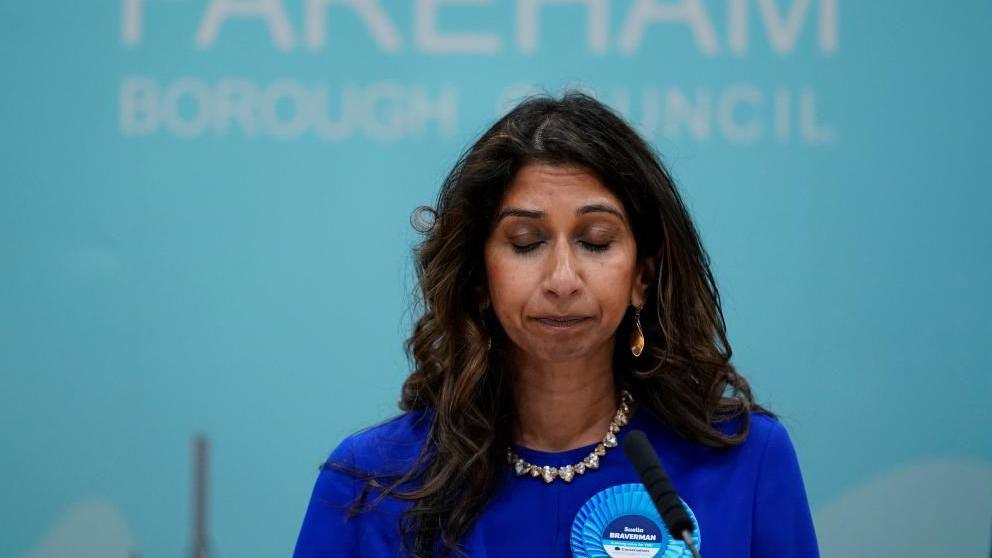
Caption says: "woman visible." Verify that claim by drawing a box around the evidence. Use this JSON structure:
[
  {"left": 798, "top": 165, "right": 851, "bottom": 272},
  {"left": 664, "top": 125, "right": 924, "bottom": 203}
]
[{"left": 293, "top": 91, "right": 819, "bottom": 557}]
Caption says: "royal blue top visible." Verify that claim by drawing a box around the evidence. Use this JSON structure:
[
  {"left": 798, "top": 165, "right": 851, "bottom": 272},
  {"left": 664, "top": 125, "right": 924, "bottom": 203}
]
[{"left": 293, "top": 406, "right": 819, "bottom": 557}]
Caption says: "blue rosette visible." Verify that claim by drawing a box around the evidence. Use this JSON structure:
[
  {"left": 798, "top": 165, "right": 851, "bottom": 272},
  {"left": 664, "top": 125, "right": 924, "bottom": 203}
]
[{"left": 570, "top": 483, "right": 701, "bottom": 558}]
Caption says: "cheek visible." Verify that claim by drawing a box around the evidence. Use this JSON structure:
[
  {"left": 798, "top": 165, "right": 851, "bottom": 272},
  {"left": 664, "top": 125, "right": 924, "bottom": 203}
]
[
  {"left": 589, "top": 255, "right": 637, "bottom": 316},
  {"left": 485, "top": 249, "right": 527, "bottom": 315},
  {"left": 486, "top": 259, "right": 529, "bottom": 312}
]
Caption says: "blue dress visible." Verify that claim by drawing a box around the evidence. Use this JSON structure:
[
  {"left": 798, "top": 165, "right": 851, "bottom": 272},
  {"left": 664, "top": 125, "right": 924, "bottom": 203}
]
[{"left": 293, "top": 406, "right": 819, "bottom": 557}]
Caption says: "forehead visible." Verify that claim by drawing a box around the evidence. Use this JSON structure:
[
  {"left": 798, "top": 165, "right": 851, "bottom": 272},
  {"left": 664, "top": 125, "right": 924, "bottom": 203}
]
[{"left": 500, "top": 163, "right": 624, "bottom": 212}]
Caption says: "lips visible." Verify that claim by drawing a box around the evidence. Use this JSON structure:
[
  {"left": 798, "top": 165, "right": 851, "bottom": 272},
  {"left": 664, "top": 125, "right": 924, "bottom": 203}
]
[{"left": 533, "top": 315, "right": 590, "bottom": 328}]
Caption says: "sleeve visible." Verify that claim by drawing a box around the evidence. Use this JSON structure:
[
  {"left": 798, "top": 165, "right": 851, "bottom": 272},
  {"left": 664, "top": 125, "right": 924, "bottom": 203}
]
[
  {"left": 292, "top": 437, "right": 362, "bottom": 558},
  {"left": 750, "top": 418, "right": 820, "bottom": 557}
]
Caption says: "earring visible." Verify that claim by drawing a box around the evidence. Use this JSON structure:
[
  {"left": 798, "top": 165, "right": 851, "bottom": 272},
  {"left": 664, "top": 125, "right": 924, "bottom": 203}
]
[{"left": 630, "top": 304, "right": 645, "bottom": 358}]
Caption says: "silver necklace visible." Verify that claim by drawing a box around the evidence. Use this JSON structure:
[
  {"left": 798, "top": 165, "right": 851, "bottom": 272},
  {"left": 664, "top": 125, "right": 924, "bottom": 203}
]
[{"left": 506, "top": 390, "right": 634, "bottom": 484}]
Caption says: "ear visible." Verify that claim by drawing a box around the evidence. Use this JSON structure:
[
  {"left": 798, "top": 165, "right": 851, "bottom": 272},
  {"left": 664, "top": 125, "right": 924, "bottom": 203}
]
[{"left": 630, "top": 255, "right": 657, "bottom": 309}]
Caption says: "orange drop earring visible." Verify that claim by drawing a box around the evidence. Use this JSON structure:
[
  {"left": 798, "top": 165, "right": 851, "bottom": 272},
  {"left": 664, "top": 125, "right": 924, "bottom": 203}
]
[{"left": 630, "top": 304, "right": 645, "bottom": 357}]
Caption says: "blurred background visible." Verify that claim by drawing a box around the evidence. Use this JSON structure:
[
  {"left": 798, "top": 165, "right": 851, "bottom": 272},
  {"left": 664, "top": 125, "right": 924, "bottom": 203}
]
[{"left": 2, "top": 1, "right": 990, "bottom": 556}]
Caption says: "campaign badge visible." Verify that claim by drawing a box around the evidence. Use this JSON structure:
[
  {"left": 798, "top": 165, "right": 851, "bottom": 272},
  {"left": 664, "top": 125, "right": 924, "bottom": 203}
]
[{"left": 570, "top": 483, "right": 701, "bottom": 558}]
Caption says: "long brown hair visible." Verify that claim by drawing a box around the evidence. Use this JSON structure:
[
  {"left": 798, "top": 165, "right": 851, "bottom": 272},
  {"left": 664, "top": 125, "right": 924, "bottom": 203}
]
[{"left": 334, "top": 90, "right": 769, "bottom": 556}]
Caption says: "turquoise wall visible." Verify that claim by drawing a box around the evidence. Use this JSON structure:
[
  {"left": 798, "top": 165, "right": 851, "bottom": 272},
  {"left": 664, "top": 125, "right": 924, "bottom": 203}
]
[{"left": 1, "top": 1, "right": 990, "bottom": 556}]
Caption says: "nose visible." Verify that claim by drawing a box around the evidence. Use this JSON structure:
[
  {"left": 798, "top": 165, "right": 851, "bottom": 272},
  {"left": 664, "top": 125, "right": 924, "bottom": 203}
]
[{"left": 542, "top": 237, "right": 582, "bottom": 299}]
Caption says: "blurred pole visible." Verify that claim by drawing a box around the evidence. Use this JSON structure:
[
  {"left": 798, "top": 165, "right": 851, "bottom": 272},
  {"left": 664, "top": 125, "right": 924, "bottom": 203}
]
[{"left": 190, "top": 434, "right": 210, "bottom": 558}]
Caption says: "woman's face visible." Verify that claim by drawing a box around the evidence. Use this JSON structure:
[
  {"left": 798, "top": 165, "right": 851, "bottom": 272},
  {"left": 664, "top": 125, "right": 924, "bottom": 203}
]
[{"left": 483, "top": 163, "right": 651, "bottom": 364}]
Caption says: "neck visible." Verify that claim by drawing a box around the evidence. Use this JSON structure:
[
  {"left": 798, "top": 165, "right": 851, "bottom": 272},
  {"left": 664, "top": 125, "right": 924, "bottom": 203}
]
[{"left": 510, "top": 344, "right": 618, "bottom": 452}]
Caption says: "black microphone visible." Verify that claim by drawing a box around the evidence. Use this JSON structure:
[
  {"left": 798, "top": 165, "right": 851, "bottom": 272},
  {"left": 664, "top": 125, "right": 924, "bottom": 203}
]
[{"left": 623, "top": 429, "right": 701, "bottom": 558}]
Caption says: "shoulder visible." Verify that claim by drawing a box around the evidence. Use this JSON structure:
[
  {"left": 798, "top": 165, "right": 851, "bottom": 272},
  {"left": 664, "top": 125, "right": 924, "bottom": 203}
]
[
  {"left": 747, "top": 412, "right": 805, "bottom": 478},
  {"left": 632, "top": 407, "right": 794, "bottom": 474},
  {"left": 734, "top": 411, "right": 800, "bottom": 466},
  {"left": 744, "top": 411, "right": 791, "bottom": 450},
  {"left": 641, "top": 406, "right": 789, "bottom": 452},
  {"left": 707, "top": 410, "right": 807, "bottom": 486},
  {"left": 327, "top": 409, "right": 433, "bottom": 476},
  {"left": 709, "top": 409, "right": 792, "bottom": 451},
  {"left": 294, "top": 410, "right": 433, "bottom": 555}
]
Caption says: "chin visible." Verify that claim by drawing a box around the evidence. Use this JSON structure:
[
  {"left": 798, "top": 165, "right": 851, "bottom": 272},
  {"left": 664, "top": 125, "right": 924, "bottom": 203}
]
[{"left": 529, "top": 342, "right": 594, "bottom": 363}]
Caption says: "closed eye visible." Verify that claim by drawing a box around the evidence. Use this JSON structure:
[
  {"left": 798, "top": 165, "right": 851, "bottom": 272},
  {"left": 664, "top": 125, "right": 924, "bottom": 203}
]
[
  {"left": 511, "top": 242, "right": 542, "bottom": 254},
  {"left": 580, "top": 241, "right": 612, "bottom": 253},
  {"left": 511, "top": 241, "right": 612, "bottom": 254}
]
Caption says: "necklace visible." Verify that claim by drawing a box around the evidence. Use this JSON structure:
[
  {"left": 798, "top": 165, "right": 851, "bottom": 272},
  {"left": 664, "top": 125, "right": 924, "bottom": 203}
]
[{"left": 506, "top": 389, "right": 634, "bottom": 484}]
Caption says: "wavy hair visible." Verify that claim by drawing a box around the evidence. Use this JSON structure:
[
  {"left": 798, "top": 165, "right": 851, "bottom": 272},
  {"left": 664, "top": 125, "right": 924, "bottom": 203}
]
[{"left": 332, "top": 90, "right": 770, "bottom": 557}]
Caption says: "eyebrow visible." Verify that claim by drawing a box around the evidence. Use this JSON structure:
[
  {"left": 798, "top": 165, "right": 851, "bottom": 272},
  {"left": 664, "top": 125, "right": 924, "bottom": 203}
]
[{"left": 495, "top": 203, "right": 626, "bottom": 224}]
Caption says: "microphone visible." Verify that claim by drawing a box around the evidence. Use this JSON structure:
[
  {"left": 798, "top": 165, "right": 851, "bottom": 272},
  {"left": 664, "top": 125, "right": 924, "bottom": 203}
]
[{"left": 623, "top": 429, "right": 702, "bottom": 558}]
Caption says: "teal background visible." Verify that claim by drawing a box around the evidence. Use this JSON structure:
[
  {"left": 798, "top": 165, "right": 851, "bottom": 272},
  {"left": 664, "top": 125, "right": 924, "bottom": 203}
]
[{"left": 2, "top": 1, "right": 990, "bottom": 556}]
